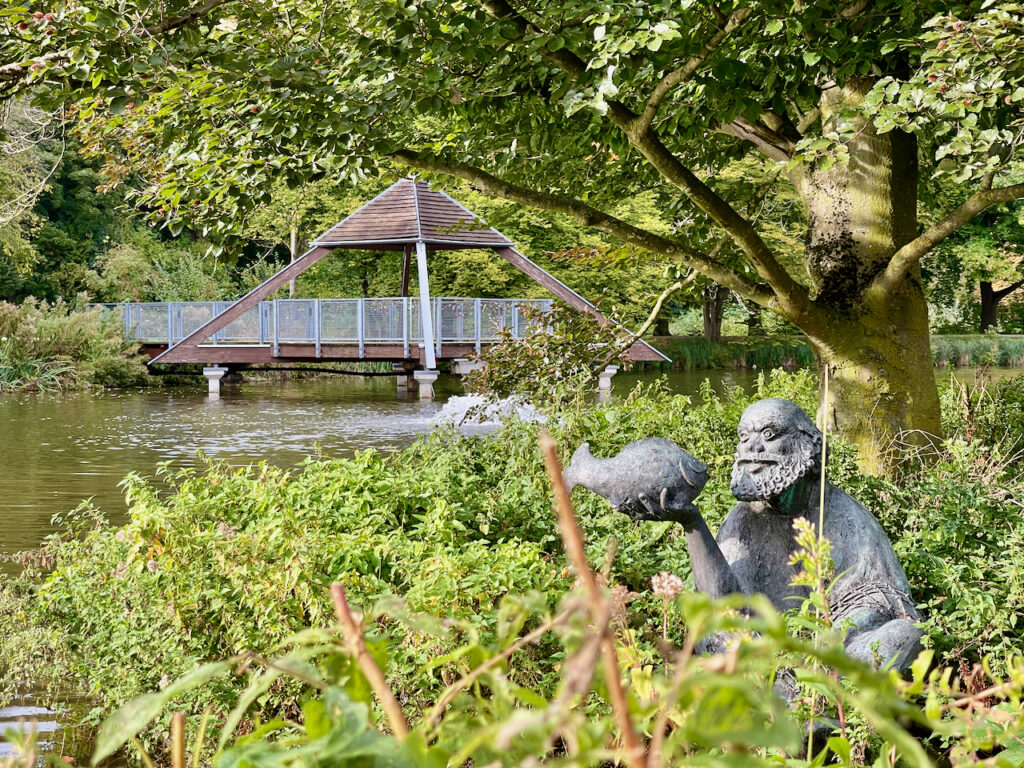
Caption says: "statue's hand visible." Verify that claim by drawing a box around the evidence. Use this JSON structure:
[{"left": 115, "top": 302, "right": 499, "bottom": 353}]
[{"left": 616, "top": 486, "right": 704, "bottom": 528}]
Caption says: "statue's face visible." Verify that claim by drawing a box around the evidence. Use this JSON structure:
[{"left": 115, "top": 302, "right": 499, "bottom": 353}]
[{"left": 730, "top": 399, "right": 820, "bottom": 502}]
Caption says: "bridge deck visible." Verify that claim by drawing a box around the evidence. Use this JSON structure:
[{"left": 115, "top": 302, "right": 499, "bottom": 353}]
[{"left": 101, "top": 298, "right": 555, "bottom": 365}]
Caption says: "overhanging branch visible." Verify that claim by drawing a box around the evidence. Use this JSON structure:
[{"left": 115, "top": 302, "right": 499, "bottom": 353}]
[
  {"left": 871, "top": 182, "right": 1024, "bottom": 296},
  {"left": 634, "top": 7, "right": 752, "bottom": 133},
  {"left": 478, "top": 0, "right": 813, "bottom": 322},
  {"left": 144, "top": 0, "right": 232, "bottom": 35},
  {"left": 390, "top": 149, "right": 775, "bottom": 306}
]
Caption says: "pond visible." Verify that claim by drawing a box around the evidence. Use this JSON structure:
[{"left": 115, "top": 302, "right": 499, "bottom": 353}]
[
  {"left": 2, "top": 365, "right": 1021, "bottom": 572},
  {"left": 1, "top": 364, "right": 1021, "bottom": 760},
  {"left": 0, "top": 368, "right": 773, "bottom": 573}
]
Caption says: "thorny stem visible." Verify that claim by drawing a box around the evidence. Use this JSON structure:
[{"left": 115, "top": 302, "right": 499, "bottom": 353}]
[
  {"left": 330, "top": 583, "right": 411, "bottom": 740},
  {"left": 540, "top": 432, "right": 647, "bottom": 768}
]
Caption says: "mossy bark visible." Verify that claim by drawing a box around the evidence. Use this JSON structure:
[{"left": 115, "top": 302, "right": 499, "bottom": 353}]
[
  {"left": 792, "top": 78, "right": 943, "bottom": 472},
  {"left": 809, "top": 284, "right": 943, "bottom": 474}
]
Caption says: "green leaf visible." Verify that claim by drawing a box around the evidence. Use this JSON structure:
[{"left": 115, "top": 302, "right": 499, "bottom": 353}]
[{"left": 93, "top": 661, "right": 232, "bottom": 765}]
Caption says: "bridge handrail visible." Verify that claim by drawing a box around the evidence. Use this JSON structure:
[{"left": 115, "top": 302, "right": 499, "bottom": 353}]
[{"left": 92, "top": 297, "right": 553, "bottom": 356}]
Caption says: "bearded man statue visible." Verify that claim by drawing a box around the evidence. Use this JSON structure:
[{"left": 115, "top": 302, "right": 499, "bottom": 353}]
[{"left": 568, "top": 398, "right": 923, "bottom": 672}]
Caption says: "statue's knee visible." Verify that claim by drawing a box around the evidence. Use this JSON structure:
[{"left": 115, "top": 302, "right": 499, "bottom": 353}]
[{"left": 845, "top": 618, "right": 923, "bottom": 672}]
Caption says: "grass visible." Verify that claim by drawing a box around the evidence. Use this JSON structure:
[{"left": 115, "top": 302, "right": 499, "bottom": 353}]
[
  {"left": 650, "top": 336, "right": 814, "bottom": 370},
  {"left": 651, "top": 334, "right": 1024, "bottom": 370},
  {"left": 931, "top": 334, "right": 1024, "bottom": 368}
]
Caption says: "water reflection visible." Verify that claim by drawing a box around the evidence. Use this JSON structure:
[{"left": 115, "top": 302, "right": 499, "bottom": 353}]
[{"left": 0, "top": 377, "right": 455, "bottom": 571}]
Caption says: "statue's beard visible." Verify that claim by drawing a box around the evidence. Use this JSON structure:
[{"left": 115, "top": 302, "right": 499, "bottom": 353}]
[{"left": 730, "top": 449, "right": 816, "bottom": 502}]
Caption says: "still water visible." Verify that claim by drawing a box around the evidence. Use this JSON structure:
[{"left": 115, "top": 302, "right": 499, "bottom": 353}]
[
  {"left": 1, "top": 366, "right": 1020, "bottom": 568},
  {"left": 0, "top": 368, "right": 769, "bottom": 571}
]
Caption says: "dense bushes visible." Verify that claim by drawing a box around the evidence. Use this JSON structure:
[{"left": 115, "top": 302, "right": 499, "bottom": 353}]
[
  {"left": 0, "top": 299, "right": 147, "bottom": 391},
  {"left": 651, "top": 335, "right": 814, "bottom": 370},
  {"left": 650, "top": 334, "right": 1024, "bottom": 371},
  {"left": 2, "top": 371, "right": 1024, "bottom": 763},
  {"left": 932, "top": 334, "right": 1024, "bottom": 368}
]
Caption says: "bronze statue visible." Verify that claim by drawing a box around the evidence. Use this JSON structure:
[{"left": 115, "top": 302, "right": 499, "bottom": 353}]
[{"left": 563, "top": 398, "right": 923, "bottom": 672}]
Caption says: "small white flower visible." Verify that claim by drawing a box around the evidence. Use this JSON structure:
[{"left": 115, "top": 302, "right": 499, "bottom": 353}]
[
  {"left": 146, "top": 559, "right": 158, "bottom": 573},
  {"left": 651, "top": 571, "right": 684, "bottom": 600}
]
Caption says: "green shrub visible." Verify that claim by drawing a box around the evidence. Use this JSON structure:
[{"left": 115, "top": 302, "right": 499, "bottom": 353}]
[
  {"left": 651, "top": 335, "right": 814, "bottom": 370},
  {"left": 0, "top": 298, "right": 146, "bottom": 391},
  {"left": 3, "top": 370, "right": 1024, "bottom": 758},
  {"left": 931, "top": 335, "right": 1024, "bottom": 368}
]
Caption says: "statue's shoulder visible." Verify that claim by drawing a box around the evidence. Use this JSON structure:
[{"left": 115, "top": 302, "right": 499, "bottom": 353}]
[
  {"left": 717, "top": 501, "right": 756, "bottom": 538},
  {"left": 828, "top": 485, "right": 880, "bottom": 524},
  {"left": 825, "top": 484, "right": 904, "bottom": 565}
]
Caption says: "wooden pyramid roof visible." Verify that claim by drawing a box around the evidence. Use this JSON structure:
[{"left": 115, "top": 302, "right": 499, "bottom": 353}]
[{"left": 311, "top": 177, "right": 514, "bottom": 250}]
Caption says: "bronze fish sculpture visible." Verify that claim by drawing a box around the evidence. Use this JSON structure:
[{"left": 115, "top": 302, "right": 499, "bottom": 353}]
[{"left": 562, "top": 437, "right": 709, "bottom": 522}]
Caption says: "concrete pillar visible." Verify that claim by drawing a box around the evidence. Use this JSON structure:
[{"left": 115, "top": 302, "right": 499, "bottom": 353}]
[
  {"left": 203, "top": 366, "right": 228, "bottom": 396},
  {"left": 597, "top": 365, "right": 619, "bottom": 397},
  {"left": 394, "top": 364, "right": 415, "bottom": 393},
  {"left": 413, "top": 370, "right": 440, "bottom": 400},
  {"left": 451, "top": 358, "right": 484, "bottom": 376}
]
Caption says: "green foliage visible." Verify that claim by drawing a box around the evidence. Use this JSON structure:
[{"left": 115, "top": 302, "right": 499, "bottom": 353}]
[
  {"left": 0, "top": 298, "right": 146, "bottom": 390},
  {"left": 92, "top": 493, "right": 1024, "bottom": 768},
  {"left": 873, "top": 5, "right": 1024, "bottom": 183},
  {"left": 466, "top": 302, "right": 632, "bottom": 406},
  {"left": 653, "top": 335, "right": 814, "bottom": 370},
  {"left": 2, "top": 371, "right": 1024, "bottom": 764},
  {"left": 931, "top": 335, "right": 1024, "bottom": 368},
  {"left": 85, "top": 229, "right": 233, "bottom": 303}
]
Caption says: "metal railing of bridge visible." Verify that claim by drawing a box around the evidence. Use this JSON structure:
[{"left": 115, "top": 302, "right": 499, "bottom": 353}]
[{"left": 96, "top": 298, "right": 553, "bottom": 358}]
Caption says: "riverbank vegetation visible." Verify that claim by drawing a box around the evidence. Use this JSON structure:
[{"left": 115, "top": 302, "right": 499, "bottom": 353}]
[
  {"left": 1, "top": 371, "right": 1023, "bottom": 764},
  {"left": 0, "top": 300, "right": 146, "bottom": 392}
]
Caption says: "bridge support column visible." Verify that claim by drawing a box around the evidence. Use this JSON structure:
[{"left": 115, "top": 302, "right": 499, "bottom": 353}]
[
  {"left": 203, "top": 365, "right": 229, "bottom": 397},
  {"left": 413, "top": 370, "right": 440, "bottom": 400},
  {"left": 394, "top": 364, "right": 415, "bottom": 394},
  {"left": 597, "top": 365, "right": 619, "bottom": 399}
]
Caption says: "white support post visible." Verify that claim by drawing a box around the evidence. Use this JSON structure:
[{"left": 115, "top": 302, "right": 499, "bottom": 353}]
[
  {"left": 357, "top": 298, "right": 365, "bottom": 359},
  {"left": 402, "top": 297, "right": 410, "bottom": 358},
  {"left": 598, "top": 365, "right": 619, "bottom": 398},
  {"left": 315, "top": 299, "right": 322, "bottom": 358},
  {"left": 434, "top": 297, "right": 442, "bottom": 359},
  {"left": 203, "top": 366, "right": 228, "bottom": 397},
  {"left": 273, "top": 300, "right": 280, "bottom": 357},
  {"left": 415, "top": 241, "right": 437, "bottom": 370},
  {"left": 474, "top": 298, "right": 482, "bottom": 355}
]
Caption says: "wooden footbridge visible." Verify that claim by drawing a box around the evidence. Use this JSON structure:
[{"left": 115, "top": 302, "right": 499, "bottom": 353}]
[{"left": 128, "top": 178, "right": 667, "bottom": 396}]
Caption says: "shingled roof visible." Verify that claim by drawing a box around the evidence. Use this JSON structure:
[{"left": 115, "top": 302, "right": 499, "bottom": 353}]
[{"left": 311, "top": 177, "right": 514, "bottom": 250}]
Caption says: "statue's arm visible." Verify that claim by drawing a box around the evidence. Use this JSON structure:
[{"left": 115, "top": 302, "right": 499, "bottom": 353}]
[
  {"left": 635, "top": 490, "right": 744, "bottom": 598},
  {"left": 683, "top": 515, "right": 744, "bottom": 599}
]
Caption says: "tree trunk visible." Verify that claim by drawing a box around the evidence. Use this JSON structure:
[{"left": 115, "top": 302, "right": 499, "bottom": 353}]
[
  {"left": 792, "top": 78, "right": 943, "bottom": 473},
  {"left": 747, "top": 304, "right": 764, "bottom": 336},
  {"left": 980, "top": 281, "right": 998, "bottom": 333},
  {"left": 702, "top": 285, "right": 726, "bottom": 342},
  {"left": 809, "top": 284, "right": 942, "bottom": 474}
]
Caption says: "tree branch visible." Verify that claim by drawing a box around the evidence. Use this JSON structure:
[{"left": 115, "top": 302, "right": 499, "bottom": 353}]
[
  {"left": 718, "top": 116, "right": 795, "bottom": 162},
  {"left": 478, "top": 0, "right": 814, "bottom": 323},
  {"left": 144, "top": 0, "right": 232, "bottom": 35},
  {"left": 596, "top": 273, "right": 696, "bottom": 370},
  {"left": 634, "top": 7, "right": 752, "bottom": 133},
  {"left": 994, "top": 277, "right": 1024, "bottom": 302},
  {"left": 390, "top": 149, "right": 774, "bottom": 306},
  {"left": 871, "top": 183, "right": 1024, "bottom": 297}
]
